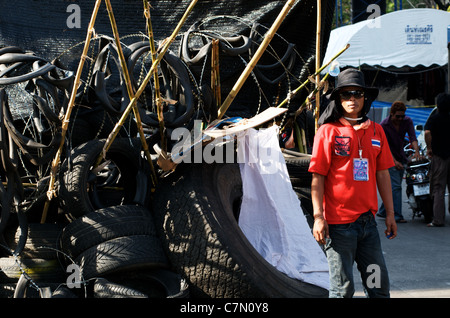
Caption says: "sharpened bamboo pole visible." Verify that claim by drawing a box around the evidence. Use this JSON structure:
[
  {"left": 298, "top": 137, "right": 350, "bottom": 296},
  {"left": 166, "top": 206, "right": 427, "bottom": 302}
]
[
  {"left": 41, "top": 0, "right": 103, "bottom": 224},
  {"left": 143, "top": 0, "right": 167, "bottom": 153},
  {"left": 293, "top": 72, "right": 330, "bottom": 118},
  {"left": 100, "top": 0, "right": 198, "bottom": 161},
  {"left": 211, "top": 39, "right": 221, "bottom": 112},
  {"left": 217, "top": 0, "right": 296, "bottom": 120},
  {"left": 276, "top": 43, "right": 349, "bottom": 109},
  {"left": 101, "top": 0, "right": 158, "bottom": 186}
]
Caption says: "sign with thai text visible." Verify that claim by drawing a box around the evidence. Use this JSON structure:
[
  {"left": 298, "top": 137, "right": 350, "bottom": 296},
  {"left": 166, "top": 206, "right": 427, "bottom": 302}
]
[{"left": 405, "top": 24, "right": 433, "bottom": 45}]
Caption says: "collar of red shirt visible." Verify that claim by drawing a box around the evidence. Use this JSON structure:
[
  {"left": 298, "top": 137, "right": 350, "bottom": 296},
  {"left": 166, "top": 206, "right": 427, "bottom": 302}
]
[{"left": 339, "top": 117, "right": 372, "bottom": 131}]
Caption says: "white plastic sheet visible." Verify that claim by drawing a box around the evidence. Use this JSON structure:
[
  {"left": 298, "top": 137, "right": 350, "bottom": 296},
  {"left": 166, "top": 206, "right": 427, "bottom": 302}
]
[{"left": 237, "top": 125, "right": 329, "bottom": 290}]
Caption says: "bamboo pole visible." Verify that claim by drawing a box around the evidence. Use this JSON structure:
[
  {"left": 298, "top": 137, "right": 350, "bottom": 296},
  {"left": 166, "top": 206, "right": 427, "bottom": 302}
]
[
  {"left": 41, "top": 0, "right": 103, "bottom": 223},
  {"left": 100, "top": 0, "right": 198, "bottom": 162},
  {"left": 100, "top": 0, "right": 158, "bottom": 186},
  {"left": 293, "top": 72, "right": 330, "bottom": 118},
  {"left": 211, "top": 39, "right": 221, "bottom": 110},
  {"left": 216, "top": 0, "right": 296, "bottom": 120},
  {"left": 143, "top": 0, "right": 167, "bottom": 153},
  {"left": 315, "top": 0, "right": 322, "bottom": 132},
  {"left": 276, "top": 43, "right": 349, "bottom": 109}
]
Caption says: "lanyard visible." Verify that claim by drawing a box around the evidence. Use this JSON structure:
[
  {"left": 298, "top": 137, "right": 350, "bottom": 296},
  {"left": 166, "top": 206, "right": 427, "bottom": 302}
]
[{"left": 356, "top": 129, "right": 365, "bottom": 159}]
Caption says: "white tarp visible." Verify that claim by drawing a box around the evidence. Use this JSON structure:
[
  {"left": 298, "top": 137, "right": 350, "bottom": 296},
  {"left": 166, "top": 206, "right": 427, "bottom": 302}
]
[
  {"left": 322, "top": 8, "right": 450, "bottom": 70},
  {"left": 236, "top": 126, "right": 329, "bottom": 290}
]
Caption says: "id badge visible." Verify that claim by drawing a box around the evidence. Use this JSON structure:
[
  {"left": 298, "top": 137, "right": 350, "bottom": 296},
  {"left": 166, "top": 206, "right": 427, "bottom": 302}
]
[{"left": 353, "top": 158, "right": 369, "bottom": 181}]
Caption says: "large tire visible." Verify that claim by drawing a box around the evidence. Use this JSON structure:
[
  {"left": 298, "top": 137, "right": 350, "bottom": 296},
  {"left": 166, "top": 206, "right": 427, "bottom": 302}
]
[
  {"left": 151, "top": 162, "right": 328, "bottom": 298},
  {"left": 59, "top": 205, "right": 157, "bottom": 260},
  {"left": 0, "top": 257, "right": 65, "bottom": 283},
  {"left": 59, "top": 138, "right": 150, "bottom": 219},
  {"left": 418, "top": 197, "right": 433, "bottom": 223},
  {"left": 284, "top": 154, "right": 313, "bottom": 221},
  {"left": 92, "top": 277, "right": 148, "bottom": 298},
  {"left": 74, "top": 235, "right": 169, "bottom": 280},
  {"left": 7, "top": 223, "right": 63, "bottom": 260},
  {"left": 284, "top": 154, "right": 312, "bottom": 188},
  {"left": 96, "top": 269, "right": 189, "bottom": 298}
]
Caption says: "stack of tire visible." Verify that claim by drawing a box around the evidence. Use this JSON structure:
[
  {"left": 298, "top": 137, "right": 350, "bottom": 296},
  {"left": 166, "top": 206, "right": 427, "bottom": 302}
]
[
  {"left": 0, "top": 205, "right": 188, "bottom": 298},
  {"left": 54, "top": 204, "right": 189, "bottom": 298},
  {"left": 0, "top": 223, "right": 65, "bottom": 298}
]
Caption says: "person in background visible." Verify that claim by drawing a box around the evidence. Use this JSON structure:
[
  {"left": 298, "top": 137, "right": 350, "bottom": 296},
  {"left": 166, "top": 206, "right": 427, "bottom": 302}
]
[
  {"left": 309, "top": 68, "right": 397, "bottom": 298},
  {"left": 377, "top": 101, "right": 420, "bottom": 223},
  {"left": 424, "top": 92, "right": 450, "bottom": 227}
]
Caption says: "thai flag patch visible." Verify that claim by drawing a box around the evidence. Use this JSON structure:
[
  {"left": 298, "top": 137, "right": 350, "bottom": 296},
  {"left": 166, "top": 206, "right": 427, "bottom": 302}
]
[{"left": 372, "top": 139, "right": 381, "bottom": 147}]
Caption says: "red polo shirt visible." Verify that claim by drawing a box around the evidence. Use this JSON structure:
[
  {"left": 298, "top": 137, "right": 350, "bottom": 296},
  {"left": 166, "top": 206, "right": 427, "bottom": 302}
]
[{"left": 308, "top": 119, "right": 394, "bottom": 224}]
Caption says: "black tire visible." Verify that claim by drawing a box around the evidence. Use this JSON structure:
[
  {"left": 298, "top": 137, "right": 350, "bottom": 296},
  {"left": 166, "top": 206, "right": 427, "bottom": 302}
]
[
  {"left": 84, "top": 108, "right": 138, "bottom": 140},
  {"left": 59, "top": 138, "right": 150, "bottom": 219},
  {"left": 74, "top": 235, "right": 169, "bottom": 280},
  {"left": 0, "top": 257, "right": 65, "bottom": 283},
  {"left": 13, "top": 277, "right": 59, "bottom": 298},
  {"left": 67, "top": 116, "right": 94, "bottom": 148},
  {"left": 151, "top": 162, "right": 328, "bottom": 298},
  {"left": 59, "top": 205, "right": 157, "bottom": 260},
  {"left": 51, "top": 284, "right": 79, "bottom": 298},
  {"left": 284, "top": 155, "right": 313, "bottom": 222},
  {"left": 418, "top": 197, "right": 433, "bottom": 223},
  {"left": 8, "top": 223, "right": 63, "bottom": 260},
  {"left": 284, "top": 154, "right": 312, "bottom": 188},
  {"left": 92, "top": 277, "right": 148, "bottom": 298},
  {"left": 103, "top": 268, "right": 189, "bottom": 298}
]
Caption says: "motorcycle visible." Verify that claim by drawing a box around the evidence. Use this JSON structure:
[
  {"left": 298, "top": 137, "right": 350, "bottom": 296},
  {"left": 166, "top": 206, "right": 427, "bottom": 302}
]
[{"left": 403, "top": 137, "right": 433, "bottom": 223}]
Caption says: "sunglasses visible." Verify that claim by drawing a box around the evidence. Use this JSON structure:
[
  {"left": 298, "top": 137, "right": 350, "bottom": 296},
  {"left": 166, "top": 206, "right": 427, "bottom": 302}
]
[
  {"left": 339, "top": 90, "right": 365, "bottom": 100},
  {"left": 395, "top": 115, "right": 405, "bottom": 119}
]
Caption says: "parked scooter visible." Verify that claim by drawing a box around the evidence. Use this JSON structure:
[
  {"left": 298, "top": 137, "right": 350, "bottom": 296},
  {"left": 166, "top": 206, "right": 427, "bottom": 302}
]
[{"left": 404, "top": 125, "right": 433, "bottom": 223}]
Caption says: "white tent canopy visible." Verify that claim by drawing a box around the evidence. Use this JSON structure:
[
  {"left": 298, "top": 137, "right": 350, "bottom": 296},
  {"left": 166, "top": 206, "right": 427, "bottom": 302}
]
[{"left": 322, "top": 8, "right": 450, "bottom": 71}]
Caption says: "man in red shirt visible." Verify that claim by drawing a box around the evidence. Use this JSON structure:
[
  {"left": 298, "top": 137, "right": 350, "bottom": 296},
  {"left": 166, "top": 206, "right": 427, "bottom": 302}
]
[{"left": 309, "top": 68, "right": 397, "bottom": 298}]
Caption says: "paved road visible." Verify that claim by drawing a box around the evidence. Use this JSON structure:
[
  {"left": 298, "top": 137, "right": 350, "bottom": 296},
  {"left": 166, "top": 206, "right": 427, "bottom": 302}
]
[{"left": 354, "top": 180, "right": 450, "bottom": 298}]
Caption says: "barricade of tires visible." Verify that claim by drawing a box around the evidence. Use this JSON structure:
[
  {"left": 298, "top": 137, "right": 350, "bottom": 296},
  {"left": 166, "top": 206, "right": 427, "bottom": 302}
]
[
  {"left": 0, "top": 41, "right": 191, "bottom": 298},
  {"left": 0, "top": 22, "right": 321, "bottom": 298}
]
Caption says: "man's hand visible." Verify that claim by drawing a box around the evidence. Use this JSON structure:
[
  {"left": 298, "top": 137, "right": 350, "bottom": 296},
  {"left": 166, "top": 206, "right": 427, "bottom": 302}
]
[
  {"left": 313, "top": 217, "right": 329, "bottom": 245},
  {"left": 412, "top": 150, "right": 422, "bottom": 161},
  {"left": 384, "top": 215, "right": 398, "bottom": 239}
]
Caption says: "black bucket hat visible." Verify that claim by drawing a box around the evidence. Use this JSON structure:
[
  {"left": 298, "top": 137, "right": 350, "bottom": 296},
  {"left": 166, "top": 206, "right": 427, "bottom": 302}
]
[
  {"left": 330, "top": 68, "right": 378, "bottom": 100},
  {"left": 318, "top": 68, "right": 379, "bottom": 125}
]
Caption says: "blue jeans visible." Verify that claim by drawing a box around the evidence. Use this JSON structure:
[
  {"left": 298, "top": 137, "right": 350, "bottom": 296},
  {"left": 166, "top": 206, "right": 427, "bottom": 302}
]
[
  {"left": 378, "top": 166, "right": 404, "bottom": 221},
  {"left": 325, "top": 212, "right": 390, "bottom": 298}
]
